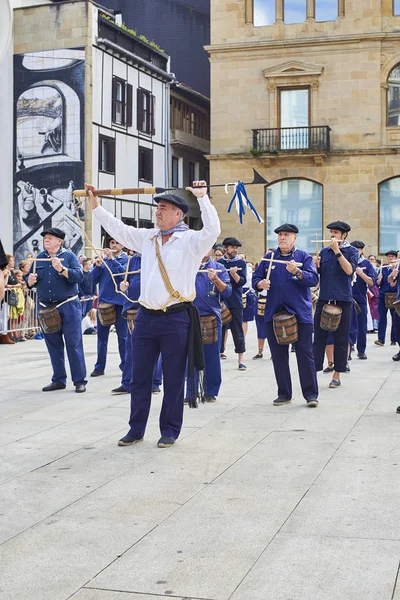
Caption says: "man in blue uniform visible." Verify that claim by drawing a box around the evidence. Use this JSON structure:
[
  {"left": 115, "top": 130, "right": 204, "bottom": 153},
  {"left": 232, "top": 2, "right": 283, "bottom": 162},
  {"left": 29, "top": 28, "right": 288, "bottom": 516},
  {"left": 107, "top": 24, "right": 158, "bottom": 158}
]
[
  {"left": 313, "top": 221, "right": 359, "bottom": 389},
  {"left": 375, "top": 250, "right": 398, "bottom": 346},
  {"left": 349, "top": 240, "right": 376, "bottom": 359},
  {"left": 90, "top": 239, "right": 128, "bottom": 380},
  {"left": 217, "top": 237, "right": 247, "bottom": 370},
  {"left": 26, "top": 228, "right": 87, "bottom": 393},
  {"left": 79, "top": 258, "right": 96, "bottom": 317},
  {"left": 115, "top": 253, "right": 162, "bottom": 395},
  {"left": 86, "top": 180, "right": 220, "bottom": 448},
  {"left": 186, "top": 251, "right": 231, "bottom": 404},
  {"left": 252, "top": 223, "right": 319, "bottom": 407}
]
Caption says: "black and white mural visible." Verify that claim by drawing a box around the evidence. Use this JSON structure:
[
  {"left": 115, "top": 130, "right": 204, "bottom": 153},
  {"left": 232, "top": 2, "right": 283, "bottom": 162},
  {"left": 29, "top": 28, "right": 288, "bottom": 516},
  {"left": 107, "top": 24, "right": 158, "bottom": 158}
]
[{"left": 13, "top": 48, "right": 85, "bottom": 262}]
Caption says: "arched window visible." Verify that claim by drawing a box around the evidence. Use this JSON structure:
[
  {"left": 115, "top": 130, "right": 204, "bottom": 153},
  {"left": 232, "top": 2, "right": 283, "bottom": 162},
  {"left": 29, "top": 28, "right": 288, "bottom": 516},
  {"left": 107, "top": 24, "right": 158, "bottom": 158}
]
[
  {"left": 387, "top": 65, "right": 400, "bottom": 126},
  {"left": 266, "top": 179, "right": 322, "bottom": 254},
  {"left": 379, "top": 177, "right": 400, "bottom": 253}
]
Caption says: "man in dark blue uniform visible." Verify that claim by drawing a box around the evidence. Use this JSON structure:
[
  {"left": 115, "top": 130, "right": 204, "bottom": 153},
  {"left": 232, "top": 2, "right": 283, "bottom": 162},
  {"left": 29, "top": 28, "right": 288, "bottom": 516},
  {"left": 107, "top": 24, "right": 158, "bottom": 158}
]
[
  {"left": 186, "top": 251, "right": 232, "bottom": 403},
  {"left": 26, "top": 228, "right": 87, "bottom": 393},
  {"left": 217, "top": 237, "right": 247, "bottom": 370},
  {"left": 90, "top": 239, "right": 128, "bottom": 380},
  {"left": 375, "top": 250, "right": 398, "bottom": 346},
  {"left": 313, "top": 221, "right": 359, "bottom": 389},
  {"left": 252, "top": 223, "right": 319, "bottom": 407},
  {"left": 79, "top": 258, "right": 96, "bottom": 317},
  {"left": 349, "top": 240, "right": 376, "bottom": 359}
]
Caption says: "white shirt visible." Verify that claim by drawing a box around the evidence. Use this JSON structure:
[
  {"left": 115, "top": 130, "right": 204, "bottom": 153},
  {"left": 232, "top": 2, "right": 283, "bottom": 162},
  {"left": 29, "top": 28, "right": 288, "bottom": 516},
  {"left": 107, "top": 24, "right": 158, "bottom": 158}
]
[{"left": 92, "top": 195, "right": 221, "bottom": 310}]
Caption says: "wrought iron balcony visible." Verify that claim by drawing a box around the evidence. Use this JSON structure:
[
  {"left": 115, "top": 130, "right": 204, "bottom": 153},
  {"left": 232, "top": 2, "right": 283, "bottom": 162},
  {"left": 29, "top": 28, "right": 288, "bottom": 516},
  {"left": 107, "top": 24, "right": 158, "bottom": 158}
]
[{"left": 252, "top": 126, "right": 331, "bottom": 153}]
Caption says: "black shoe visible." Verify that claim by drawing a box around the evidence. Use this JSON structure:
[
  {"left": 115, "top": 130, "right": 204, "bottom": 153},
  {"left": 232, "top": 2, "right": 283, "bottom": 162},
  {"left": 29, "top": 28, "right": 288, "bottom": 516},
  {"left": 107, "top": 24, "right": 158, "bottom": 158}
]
[
  {"left": 206, "top": 396, "right": 217, "bottom": 403},
  {"left": 393, "top": 352, "right": 400, "bottom": 362},
  {"left": 253, "top": 352, "right": 263, "bottom": 359},
  {"left": 157, "top": 436, "right": 175, "bottom": 448},
  {"left": 152, "top": 387, "right": 161, "bottom": 394},
  {"left": 42, "top": 382, "right": 66, "bottom": 392},
  {"left": 111, "top": 386, "right": 129, "bottom": 395},
  {"left": 118, "top": 435, "right": 143, "bottom": 446},
  {"left": 273, "top": 397, "right": 292, "bottom": 406},
  {"left": 306, "top": 396, "right": 319, "bottom": 408},
  {"left": 397, "top": 406, "right": 400, "bottom": 414},
  {"left": 347, "top": 354, "right": 352, "bottom": 361},
  {"left": 220, "top": 353, "right": 227, "bottom": 360},
  {"left": 357, "top": 353, "right": 367, "bottom": 360},
  {"left": 75, "top": 383, "right": 86, "bottom": 393},
  {"left": 345, "top": 363, "right": 350, "bottom": 372},
  {"left": 391, "top": 341, "right": 397, "bottom": 346},
  {"left": 91, "top": 369, "right": 104, "bottom": 377},
  {"left": 323, "top": 362, "right": 334, "bottom": 373},
  {"left": 291, "top": 345, "right": 296, "bottom": 352}
]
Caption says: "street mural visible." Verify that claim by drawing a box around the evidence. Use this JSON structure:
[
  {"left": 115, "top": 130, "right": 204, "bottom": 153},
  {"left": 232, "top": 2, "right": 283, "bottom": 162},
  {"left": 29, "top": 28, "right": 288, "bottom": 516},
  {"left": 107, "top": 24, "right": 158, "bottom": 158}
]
[{"left": 13, "top": 48, "right": 85, "bottom": 262}]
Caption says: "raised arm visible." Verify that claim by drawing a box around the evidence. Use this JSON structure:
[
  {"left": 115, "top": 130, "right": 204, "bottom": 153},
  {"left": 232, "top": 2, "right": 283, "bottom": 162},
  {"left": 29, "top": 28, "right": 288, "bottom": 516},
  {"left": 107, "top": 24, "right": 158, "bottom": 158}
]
[{"left": 186, "top": 182, "right": 221, "bottom": 258}]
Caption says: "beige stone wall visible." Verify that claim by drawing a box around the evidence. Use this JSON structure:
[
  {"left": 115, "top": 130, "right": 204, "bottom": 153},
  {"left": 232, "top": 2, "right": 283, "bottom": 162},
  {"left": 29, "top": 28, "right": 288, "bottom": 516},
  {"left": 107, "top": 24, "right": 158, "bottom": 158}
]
[{"left": 209, "top": 0, "right": 400, "bottom": 260}]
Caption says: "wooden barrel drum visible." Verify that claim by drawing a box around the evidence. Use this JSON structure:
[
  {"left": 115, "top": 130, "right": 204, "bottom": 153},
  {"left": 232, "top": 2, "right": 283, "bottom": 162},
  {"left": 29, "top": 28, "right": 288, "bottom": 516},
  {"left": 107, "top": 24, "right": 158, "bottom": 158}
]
[
  {"left": 273, "top": 312, "right": 298, "bottom": 345},
  {"left": 97, "top": 302, "right": 116, "bottom": 327},
  {"left": 320, "top": 304, "right": 342, "bottom": 332}
]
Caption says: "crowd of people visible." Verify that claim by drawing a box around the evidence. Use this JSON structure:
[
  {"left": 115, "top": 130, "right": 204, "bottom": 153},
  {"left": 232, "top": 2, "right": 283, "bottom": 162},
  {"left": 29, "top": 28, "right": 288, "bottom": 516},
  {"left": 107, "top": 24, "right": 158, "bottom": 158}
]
[{"left": 1, "top": 181, "right": 400, "bottom": 447}]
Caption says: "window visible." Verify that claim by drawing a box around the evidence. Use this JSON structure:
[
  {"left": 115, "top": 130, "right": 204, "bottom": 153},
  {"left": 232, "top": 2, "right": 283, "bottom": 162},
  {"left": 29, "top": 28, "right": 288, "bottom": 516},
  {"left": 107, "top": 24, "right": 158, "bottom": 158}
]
[
  {"left": 388, "top": 65, "right": 400, "bottom": 126},
  {"left": 138, "top": 147, "right": 153, "bottom": 182},
  {"left": 266, "top": 179, "right": 322, "bottom": 254},
  {"left": 279, "top": 88, "right": 310, "bottom": 149},
  {"left": 139, "top": 219, "right": 153, "bottom": 228},
  {"left": 137, "top": 88, "right": 155, "bottom": 134},
  {"left": 188, "top": 161, "right": 197, "bottom": 186},
  {"left": 98, "top": 134, "right": 115, "bottom": 173},
  {"left": 112, "top": 77, "right": 132, "bottom": 126},
  {"left": 315, "top": 0, "right": 337, "bottom": 21},
  {"left": 171, "top": 156, "right": 179, "bottom": 188},
  {"left": 395, "top": 0, "right": 400, "bottom": 15},
  {"left": 284, "top": 0, "right": 306, "bottom": 23},
  {"left": 254, "top": 0, "right": 275, "bottom": 26},
  {"left": 379, "top": 178, "right": 400, "bottom": 253},
  {"left": 170, "top": 97, "right": 209, "bottom": 140}
]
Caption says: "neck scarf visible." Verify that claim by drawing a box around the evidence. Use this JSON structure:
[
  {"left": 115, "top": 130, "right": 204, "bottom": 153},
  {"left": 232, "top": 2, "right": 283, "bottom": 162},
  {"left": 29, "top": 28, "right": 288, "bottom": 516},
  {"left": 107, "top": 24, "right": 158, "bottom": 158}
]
[
  {"left": 153, "top": 221, "right": 189, "bottom": 238},
  {"left": 224, "top": 254, "right": 241, "bottom": 263}
]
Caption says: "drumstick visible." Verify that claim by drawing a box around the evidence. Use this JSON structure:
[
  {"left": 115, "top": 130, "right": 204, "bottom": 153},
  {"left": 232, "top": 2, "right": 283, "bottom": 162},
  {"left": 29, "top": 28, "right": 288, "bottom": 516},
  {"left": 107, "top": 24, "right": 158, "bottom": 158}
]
[
  {"left": 112, "top": 270, "right": 141, "bottom": 276},
  {"left": 123, "top": 256, "right": 131, "bottom": 284},
  {"left": 266, "top": 252, "right": 274, "bottom": 282},
  {"left": 261, "top": 258, "right": 303, "bottom": 267},
  {"left": 198, "top": 269, "right": 223, "bottom": 273},
  {"left": 34, "top": 258, "right": 65, "bottom": 262},
  {"left": 32, "top": 251, "right": 37, "bottom": 274},
  {"left": 310, "top": 239, "right": 336, "bottom": 243},
  {"left": 227, "top": 267, "right": 242, "bottom": 271},
  {"left": 101, "top": 235, "right": 105, "bottom": 249}
]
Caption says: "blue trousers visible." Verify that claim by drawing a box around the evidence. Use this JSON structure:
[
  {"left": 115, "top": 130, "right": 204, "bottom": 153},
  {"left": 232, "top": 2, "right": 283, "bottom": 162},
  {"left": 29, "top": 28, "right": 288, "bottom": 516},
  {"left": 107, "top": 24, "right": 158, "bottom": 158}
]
[
  {"left": 392, "top": 311, "right": 400, "bottom": 344},
  {"left": 94, "top": 304, "right": 127, "bottom": 373},
  {"left": 42, "top": 298, "right": 87, "bottom": 386},
  {"left": 266, "top": 321, "right": 318, "bottom": 401},
  {"left": 221, "top": 307, "right": 245, "bottom": 354},
  {"left": 314, "top": 300, "right": 352, "bottom": 373},
  {"left": 255, "top": 314, "right": 267, "bottom": 340},
  {"left": 122, "top": 329, "right": 162, "bottom": 392},
  {"left": 128, "top": 308, "right": 190, "bottom": 439},
  {"left": 81, "top": 299, "right": 93, "bottom": 317},
  {"left": 377, "top": 295, "right": 396, "bottom": 343},
  {"left": 349, "top": 302, "right": 358, "bottom": 347},
  {"left": 350, "top": 301, "right": 368, "bottom": 353},
  {"left": 186, "top": 321, "right": 222, "bottom": 399}
]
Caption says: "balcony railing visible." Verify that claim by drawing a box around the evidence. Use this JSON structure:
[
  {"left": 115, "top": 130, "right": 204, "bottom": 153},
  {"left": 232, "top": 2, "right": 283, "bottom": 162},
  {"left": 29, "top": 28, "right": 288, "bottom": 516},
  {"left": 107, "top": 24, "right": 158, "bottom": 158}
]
[{"left": 252, "top": 126, "right": 331, "bottom": 153}]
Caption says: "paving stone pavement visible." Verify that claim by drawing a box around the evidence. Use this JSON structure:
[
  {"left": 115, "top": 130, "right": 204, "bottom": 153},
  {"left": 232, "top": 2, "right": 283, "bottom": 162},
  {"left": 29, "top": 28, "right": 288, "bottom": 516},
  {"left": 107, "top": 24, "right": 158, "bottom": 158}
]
[{"left": 1, "top": 326, "right": 400, "bottom": 600}]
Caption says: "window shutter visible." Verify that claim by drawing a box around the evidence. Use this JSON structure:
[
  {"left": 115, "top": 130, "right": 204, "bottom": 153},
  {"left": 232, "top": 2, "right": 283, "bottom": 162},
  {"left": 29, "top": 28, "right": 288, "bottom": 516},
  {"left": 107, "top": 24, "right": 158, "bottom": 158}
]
[
  {"left": 109, "top": 139, "right": 116, "bottom": 174},
  {"left": 151, "top": 94, "right": 156, "bottom": 135},
  {"left": 112, "top": 78, "right": 117, "bottom": 123},
  {"left": 126, "top": 84, "right": 133, "bottom": 127},
  {"left": 137, "top": 88, "right": 143, "bottom": 130},
  {"left": 98, "top": 136, "right": 103, "bottom": 171}
]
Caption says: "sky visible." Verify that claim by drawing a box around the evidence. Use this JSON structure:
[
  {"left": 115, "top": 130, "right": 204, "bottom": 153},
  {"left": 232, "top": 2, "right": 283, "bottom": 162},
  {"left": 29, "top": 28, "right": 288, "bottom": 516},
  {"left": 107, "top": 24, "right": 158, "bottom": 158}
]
[{"left": 254, "top": 0, "right": 338, "bottom": 26}]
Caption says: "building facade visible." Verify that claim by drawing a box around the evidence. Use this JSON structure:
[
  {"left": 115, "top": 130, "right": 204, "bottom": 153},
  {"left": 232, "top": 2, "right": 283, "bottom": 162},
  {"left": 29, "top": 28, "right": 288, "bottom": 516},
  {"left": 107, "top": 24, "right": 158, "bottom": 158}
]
[
  {"left": 207, "top": 0, "right": 400, "bottom": 260},
  {"left": 11, "top": 0, "right": 172, "bottom": 261}
]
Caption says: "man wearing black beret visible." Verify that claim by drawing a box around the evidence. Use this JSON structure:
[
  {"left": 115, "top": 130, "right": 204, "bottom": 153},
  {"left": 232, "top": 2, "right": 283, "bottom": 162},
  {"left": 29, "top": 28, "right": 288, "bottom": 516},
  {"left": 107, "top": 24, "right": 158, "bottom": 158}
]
[
  {"left": 252, "top": 223, "right": 319, "bottom": 407},
  {"left": 26, "top": 228, "right": 87, "bottom": 393},
  {"left": 349, "top": 240, "right": 376, "bottom": 360},
  {"left": 313, "top": 221, "right": 359, "bottom": 388},
  {"left": 217, "top": 237, "right": 248, "bottom": 370}
]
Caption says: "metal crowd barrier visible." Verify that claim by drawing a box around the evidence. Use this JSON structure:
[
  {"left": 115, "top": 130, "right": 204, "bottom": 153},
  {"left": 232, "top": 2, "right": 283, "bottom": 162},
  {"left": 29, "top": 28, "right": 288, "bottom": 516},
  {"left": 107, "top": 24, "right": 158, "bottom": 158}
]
[{"left": 5, "top": 287, "right": 40, "bottom": 336}]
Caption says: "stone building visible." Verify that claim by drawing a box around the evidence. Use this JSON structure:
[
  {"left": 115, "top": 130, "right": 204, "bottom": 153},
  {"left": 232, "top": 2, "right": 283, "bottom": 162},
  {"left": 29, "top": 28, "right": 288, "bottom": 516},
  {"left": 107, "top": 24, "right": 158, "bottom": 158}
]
[{"left": 207, "top": 0, "right": 400, "bottom": 260}]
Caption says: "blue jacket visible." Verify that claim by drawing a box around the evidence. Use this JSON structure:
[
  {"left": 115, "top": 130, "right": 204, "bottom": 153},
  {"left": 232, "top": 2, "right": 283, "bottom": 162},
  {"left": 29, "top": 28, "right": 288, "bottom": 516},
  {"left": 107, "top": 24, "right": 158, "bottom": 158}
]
[
  {"left": 352, "top": 258, "right": 376, "bottom": 304},
  {"left": 217, "top": 257, "right": 247, "bottom": 309},
  {"left": 194, "top": 258, "right": 232, "bottom": 326},
  {"left": 122, "top": 254, "right": 142, "bottom": 313},
  {"left": 79, "top": 270, "right": 96, "bottom": 299},
  {"left": 318, "top": 245, "right": 359, "bottom": 303},
  {"left": 252, "top": 247, "right": 318, "bottom": 324},
  {"left": 90, "top": 253, "right": 128, "bottom": 306},
  {"left": 26, "top": 248, "right": 83, "bottom": 303},
  {"left": 378, "top": 266, "right": 397, "bottom": 296}
]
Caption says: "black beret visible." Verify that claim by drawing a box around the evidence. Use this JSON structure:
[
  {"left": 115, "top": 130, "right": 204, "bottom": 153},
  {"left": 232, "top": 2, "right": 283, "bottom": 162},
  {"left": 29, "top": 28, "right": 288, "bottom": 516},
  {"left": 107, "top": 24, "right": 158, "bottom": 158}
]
[
  {"left": 350, "top": 240, "right": 365, "bottom": 249},
  {"left": 326, "top": 221, "right": 351, "bottom": 233},
  {"left": 41, "top": 227, "right": 66, "bottom": 240},
  {"left": 222, "top": 237, "right": 242, "bottom": 247},
  {"left": 274, "top": 223, "right": 299, "bottom": 234},
  {"left": 154, "top": 193, "right": 189, "bottom": 214},
  {"left": 385, "top": 250, "right": 398, "bottom": 256}
]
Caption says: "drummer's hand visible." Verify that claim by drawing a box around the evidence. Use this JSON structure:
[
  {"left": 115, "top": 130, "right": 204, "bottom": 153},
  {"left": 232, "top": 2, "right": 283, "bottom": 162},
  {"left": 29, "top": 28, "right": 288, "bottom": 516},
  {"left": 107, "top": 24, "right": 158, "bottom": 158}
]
[
  {"left": 103, "top": 248, "right": 113, "bottom": 260},
  {"left": 330, "top": 238, "right": 340, "bottom": 253},
  {"left": 313, "top": 255, "right": 321, "bottom": 268},
  {"left": 258, "top": 279, "right": 270, "bottom": 291},
  {"left": 51, "top": 257, "right": 63, "bottom": 273},
  {"left": 207, "top": 268, "right": 218, "bottom": 282},
  {"left": 186, "top": 180, "right": 207, "bottom": 198},
  {"left": 229, "top": 266, "right": 239, "bottom": 274},
  {"left": 377, "top": 273, "right": 382, "bottom": 284},
  {"left": 120, "top": 281, "right": 129, "bottom": 292},
  {"left": 94, "top": 256, "right": 103, "bottom": 267},
  {"left": 286, "top": 260, "right": 298, "bottom": 275},
  {"left": 355, "top": 267, "right": 364, "bottom": 277},
  {"left": 84, "top": 183, "right": 99, "bottom": 210},
  {"left": 28, "top": 273, "right": 37, "bottom": 287}
]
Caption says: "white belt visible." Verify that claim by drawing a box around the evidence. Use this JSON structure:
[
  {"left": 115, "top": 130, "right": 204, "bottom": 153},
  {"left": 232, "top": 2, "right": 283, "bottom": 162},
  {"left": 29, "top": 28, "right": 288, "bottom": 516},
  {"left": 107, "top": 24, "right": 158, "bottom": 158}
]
[{"left": 39, "top": 295, "right": 78, "bottom": 309}]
